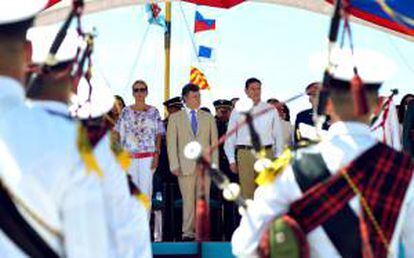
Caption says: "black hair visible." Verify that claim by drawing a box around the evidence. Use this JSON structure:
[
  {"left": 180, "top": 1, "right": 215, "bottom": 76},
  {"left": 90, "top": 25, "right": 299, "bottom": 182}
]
[
  {"left": 245, "top": 77, "right": 261, "bottom": 90},
  {"left": 132, "top": 80, "right": 148, "bottom": 90},
  {"left": 267, "top": 98, "right": 279, "bottom": 104},
  {"left": 281, "top": 104, "right": 291, "bottom": 122},
  {"left": 398, "top": 94, "right": 414, "bottom": 123},
  {"left": 305, "top": 82, "right": 320, "bottom": 92},
  {"left": 114, "top": 95, "right": 126, "bottom": 109},
  {"left": 181, "top": 83, "right": 199, "bottom": 98}
]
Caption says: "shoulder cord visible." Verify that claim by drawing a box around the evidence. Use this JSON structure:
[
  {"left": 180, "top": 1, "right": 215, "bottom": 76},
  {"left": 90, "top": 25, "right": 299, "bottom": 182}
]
[
  {"left": 340, "top": 168, "right": 392, "bottom": 257},
  {"left": 0, "top": 180, "right": 62, "bottom": 240}
]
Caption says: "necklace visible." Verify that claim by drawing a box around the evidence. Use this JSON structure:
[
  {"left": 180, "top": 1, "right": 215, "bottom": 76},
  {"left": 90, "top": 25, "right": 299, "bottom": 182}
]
[{"left": 131, "top": 104, "right": 148, "bottom": 112}]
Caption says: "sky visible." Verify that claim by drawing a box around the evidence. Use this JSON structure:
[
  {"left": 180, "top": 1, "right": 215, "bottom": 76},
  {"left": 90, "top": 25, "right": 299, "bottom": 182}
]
[{"left": 37, "top": 1, "right": 414, "bottom": 120}]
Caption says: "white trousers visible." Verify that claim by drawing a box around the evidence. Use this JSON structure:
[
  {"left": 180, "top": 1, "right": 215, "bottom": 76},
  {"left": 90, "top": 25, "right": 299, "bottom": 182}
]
[{"left": 128, "top": 157, "right": 154, "bottom": 218}]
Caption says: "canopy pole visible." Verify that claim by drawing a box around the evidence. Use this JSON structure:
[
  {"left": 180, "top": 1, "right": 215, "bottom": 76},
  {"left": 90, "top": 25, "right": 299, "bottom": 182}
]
[{"left": 164, "top": 0, "right": 172, "bottom": 117}]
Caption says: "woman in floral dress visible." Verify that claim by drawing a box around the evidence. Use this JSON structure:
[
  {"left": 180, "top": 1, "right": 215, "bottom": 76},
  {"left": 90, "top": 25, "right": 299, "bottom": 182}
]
[{"left": 115, "top": 80, "right": 164, "bottom": 215}]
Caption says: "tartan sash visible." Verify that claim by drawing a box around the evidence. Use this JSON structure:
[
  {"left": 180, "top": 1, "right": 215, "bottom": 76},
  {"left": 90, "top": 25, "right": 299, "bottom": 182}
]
[
  {"left": 288, "top": 143, "right": 414, "bottom": 258},
  {"left": 291, "top": 152, "right": 361, "bottom": 258}
]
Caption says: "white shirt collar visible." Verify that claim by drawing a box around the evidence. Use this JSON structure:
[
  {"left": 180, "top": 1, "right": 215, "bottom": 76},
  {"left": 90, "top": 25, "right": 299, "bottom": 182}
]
[
  {"left": 0, "top": 76, "right": 25, "bottom": 103},
  {"left": 253, "top": 100, "right": 264, "bottom": 106},
  {"left": 326, "top": 121, "right": 372, "bottom": 139},
  {"left": 184, "top": 104, "right": 199, "bottom": 114},
  {"left": 252, "top": 101, "right": 269, "bottom": 110},
  {"left": 29, "top": 100, "right": 70, "bottom": 116}
]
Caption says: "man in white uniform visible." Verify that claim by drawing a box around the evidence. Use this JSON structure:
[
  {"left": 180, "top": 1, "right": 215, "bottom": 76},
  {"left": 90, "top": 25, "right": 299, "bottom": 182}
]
[
  {"left": 0, "top": 1, "right": 113, "bottom": 257},
  {"left": 231, "top": 52, "right": 414, "bottom": 258},
  {"left": 26, "top": 26, "right": 152, "bottom": 258}
]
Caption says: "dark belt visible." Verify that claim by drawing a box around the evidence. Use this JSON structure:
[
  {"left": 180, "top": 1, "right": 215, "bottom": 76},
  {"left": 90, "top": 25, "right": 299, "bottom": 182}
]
[{"left": 236, "top": 144, "right": 273, "bottom": 150}]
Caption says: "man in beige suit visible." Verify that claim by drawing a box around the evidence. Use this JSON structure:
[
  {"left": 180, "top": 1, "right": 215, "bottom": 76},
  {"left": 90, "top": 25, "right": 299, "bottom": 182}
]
[{"left": 167, "top": 84, "right": 218, "bottom": 241}]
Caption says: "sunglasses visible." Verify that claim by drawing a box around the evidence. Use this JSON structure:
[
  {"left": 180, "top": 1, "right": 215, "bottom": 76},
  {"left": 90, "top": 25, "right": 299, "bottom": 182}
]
[{"left": 133, "top": 88, "right": 147, "bottom": 93}]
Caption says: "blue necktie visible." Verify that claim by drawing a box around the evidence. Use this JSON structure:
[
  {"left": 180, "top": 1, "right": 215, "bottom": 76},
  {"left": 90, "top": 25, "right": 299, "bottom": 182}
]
[{"left": 190, "top": 110, "right": 198, "bottom": 135}]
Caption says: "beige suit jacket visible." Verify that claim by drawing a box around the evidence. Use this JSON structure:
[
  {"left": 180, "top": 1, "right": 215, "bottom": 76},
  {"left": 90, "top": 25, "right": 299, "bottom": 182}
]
[{"left": 167, "top": 109, "right": 218, "bottom": 176}]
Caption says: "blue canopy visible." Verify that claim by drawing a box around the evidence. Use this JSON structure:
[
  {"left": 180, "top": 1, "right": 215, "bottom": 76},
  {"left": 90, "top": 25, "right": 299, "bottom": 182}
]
[{"left": 327, "top": 0, "right": 414, "bottom": 36}]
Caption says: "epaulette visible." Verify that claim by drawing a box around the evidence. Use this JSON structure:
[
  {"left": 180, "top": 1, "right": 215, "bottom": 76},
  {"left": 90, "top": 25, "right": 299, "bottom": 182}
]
[
  {"left": 255, "top": 148, "right": 293, "bottom": 186},
  {"left": 76, "top": 124, "right": 103, "bottom": 177},
  {"left": 255, "top": 139, "right": 322, "bottom": 186}
]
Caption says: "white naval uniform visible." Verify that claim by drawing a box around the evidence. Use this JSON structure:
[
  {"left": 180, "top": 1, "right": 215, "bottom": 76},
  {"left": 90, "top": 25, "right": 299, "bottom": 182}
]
[
  {"left": 231, "top": 121, "right": 414, "bottom": 258},
  {"left": 0, "top": 76, "right": 112, "bottom": 258},
  {"left": 30, "top": 100, "right": 152, "bottom": 258}
]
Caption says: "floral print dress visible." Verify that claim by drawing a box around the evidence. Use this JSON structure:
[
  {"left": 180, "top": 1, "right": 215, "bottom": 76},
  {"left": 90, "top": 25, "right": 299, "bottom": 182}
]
[{"left": 115, "top": 105, "right": 165, "bottom": 154}]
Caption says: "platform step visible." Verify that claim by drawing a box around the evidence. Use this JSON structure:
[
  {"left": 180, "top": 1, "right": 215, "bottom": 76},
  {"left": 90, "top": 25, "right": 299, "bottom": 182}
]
[{"left": 152, "top": 242, "right": 234, "bottom": 258}]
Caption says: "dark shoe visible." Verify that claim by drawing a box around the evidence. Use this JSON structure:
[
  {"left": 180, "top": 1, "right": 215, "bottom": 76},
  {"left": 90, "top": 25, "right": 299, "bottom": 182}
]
[{"left": 182, "top": 236, "right": 195, "bottom": 241}]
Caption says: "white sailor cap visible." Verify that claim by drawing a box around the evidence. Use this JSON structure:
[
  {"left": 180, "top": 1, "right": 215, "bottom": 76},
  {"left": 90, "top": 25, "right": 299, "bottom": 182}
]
[
  {"left": 0, "top": 0, "right": 48, "bottom": 25},
  {"left": 69, "top": 75, "right": 115, "bottom": 119},
  {"left": 27, "top": 26, "right": 82, "bottom": 67},
  {"left": 309, "top": 48, "right": 396, "bottom": 89}
]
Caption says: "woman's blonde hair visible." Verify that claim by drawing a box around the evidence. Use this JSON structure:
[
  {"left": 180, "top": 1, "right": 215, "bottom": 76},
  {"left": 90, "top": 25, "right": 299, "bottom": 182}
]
[{"left": 132, "top": 80, "right": 148, "bottom": 89}]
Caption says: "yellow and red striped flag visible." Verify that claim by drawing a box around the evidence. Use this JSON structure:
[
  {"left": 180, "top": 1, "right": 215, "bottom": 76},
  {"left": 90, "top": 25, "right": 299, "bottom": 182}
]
[{"left": 190, "top": 66, "right": 210, "bottom": 90}]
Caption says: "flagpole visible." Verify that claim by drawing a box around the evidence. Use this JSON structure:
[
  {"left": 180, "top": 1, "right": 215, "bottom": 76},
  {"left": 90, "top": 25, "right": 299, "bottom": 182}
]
[{"left": 164, "top": 0, "right": 172, "bottom": 117}]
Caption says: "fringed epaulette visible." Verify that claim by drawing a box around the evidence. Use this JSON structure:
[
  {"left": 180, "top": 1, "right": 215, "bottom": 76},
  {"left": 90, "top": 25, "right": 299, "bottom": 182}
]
[
  {"left": 255, "top": 148, "right": 293, "bottom": 186},
  {"left": 77, "top": 124, "right": 103, "bottom": 177},
  {"left": 255, "top": 140, "right": 320, "bottom": 186}
]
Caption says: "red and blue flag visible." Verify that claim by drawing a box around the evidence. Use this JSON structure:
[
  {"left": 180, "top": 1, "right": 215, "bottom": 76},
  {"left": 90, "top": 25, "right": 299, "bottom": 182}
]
[{"left": 194, "top": 11, "right": 216, "bottom": 33}]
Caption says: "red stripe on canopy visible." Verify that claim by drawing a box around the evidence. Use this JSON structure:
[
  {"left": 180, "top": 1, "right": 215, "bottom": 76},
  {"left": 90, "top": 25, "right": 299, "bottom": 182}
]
[
  {"left": 326, "top": 0, "right": 414, "bottom": 37},
  {"left": 46, "top": 0, "right": 62, "bottom": 8},
  {"left": 182, "top": 0, "right": 244, "bottom": 9},
  {"left": 345, "top": 6, "right": 414, "bottom": 36}
]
